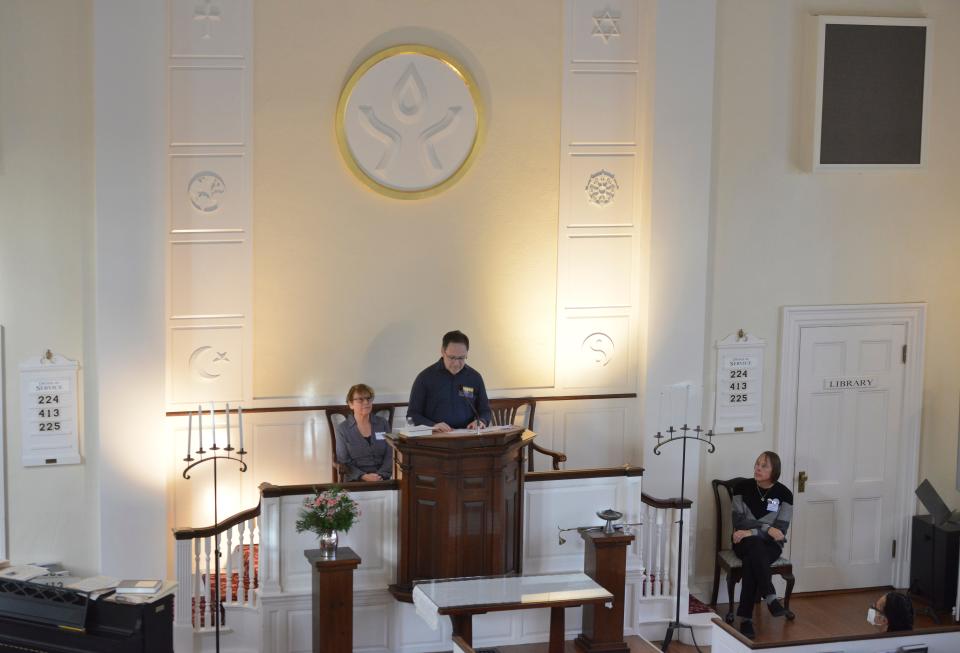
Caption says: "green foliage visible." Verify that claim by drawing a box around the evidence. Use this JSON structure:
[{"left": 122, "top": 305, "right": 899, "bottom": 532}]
[{"left": 295, "top": 486, "right": 360, "bottom": 536}]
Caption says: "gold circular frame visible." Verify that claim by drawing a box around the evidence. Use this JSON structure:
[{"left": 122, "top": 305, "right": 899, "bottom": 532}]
[{"left": 335, "top": 45, "right": 485, "bottom": 200}]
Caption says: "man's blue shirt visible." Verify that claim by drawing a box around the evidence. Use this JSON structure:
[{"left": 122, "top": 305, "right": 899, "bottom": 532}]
[{"left": 407, "top": 359, "right": 492, "bottom": 428}]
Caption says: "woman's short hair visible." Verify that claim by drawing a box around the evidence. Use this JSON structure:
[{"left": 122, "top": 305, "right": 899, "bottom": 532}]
[
  {"left": 345, "top": 383, "right": 375, "bottom": 404},
  {"left": 883, "top": 591, "right": 914, "bottom": 632},
  {"left": 758, "top": 451, "right": 782, "bottom": 483}
]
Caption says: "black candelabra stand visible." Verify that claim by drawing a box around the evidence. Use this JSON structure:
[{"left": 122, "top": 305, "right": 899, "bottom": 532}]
[
  {"left": 182, "top": 403, "right": 248, "bottom": 653},
  {"left": 654, "top": 424, "right": 716, "bottom": 652}
]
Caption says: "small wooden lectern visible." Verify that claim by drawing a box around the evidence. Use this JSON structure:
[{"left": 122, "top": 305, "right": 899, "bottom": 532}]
[
  {"left": 575, "top": 529, "right": 635, "bottom": 653},
  {"left": 387, "top": 427, "right": 534, "bottom": 600},
  {"left": 304, "top": 547, "right": 361, "bottom": 653}
]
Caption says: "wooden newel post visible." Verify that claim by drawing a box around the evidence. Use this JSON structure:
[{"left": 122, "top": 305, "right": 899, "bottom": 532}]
[
  {"left": 575, "top": 530, "right": 634, "bottom": 653},
  {"left": 305, "top": 547, "right": 361, "bottom": 653}
]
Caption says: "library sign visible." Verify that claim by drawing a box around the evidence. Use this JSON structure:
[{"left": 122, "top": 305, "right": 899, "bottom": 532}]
[{"left": 19, "top": 353, "right": 81, "bottom": 466}]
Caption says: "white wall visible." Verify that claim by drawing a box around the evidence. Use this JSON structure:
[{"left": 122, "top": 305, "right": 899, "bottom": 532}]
[
  {"left": 695, "top": 0, "right": 960, "bottom": 582},
  {"left": 252, "top": 0, "right": 562, "bottom": 400},
  {"left": 94, "top": 0, "right": 168, "bottom": 578},
  {"left": 0, "top": 1, "right": 99, "bottom": 575}
]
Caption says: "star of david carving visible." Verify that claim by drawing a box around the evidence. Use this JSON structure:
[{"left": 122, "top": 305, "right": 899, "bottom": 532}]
[{"left": 591, "top": 9, "right": 621, "bottom": 44}]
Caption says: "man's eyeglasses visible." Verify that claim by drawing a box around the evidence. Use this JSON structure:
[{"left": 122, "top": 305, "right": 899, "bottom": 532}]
[
  {"left": 350, "top": 396, "right": 373, "bottom": 403},
  {"left": 444, "top": 355, "right": 468, "bottom": 362}
]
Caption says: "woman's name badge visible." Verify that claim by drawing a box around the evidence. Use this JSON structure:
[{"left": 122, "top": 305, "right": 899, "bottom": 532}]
[
  {"left": 375, "top": 432, "right": 386, "bottom": 440},
  {"left": 766, "top": 498, "right": 780, "bottom": 512}
]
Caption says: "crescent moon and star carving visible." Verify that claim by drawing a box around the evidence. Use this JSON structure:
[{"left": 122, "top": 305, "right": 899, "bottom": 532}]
[{"left": 189, "top": 345, "right": 231, "bottom": 381}]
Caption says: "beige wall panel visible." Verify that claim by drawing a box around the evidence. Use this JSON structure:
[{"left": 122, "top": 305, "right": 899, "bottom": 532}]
[
  {"left": 561, "top": 407, "right": 627, "bottom": 468},
  {"left": 567, "top": 71, "right": 638, "bottom": 145},
  {"left": 250, "top": 418, "right": 328, "bottom": 487},
  {"left": 170, "top": 241, "right": 247, "bottom": 316},
  {"left": 170, "top": 66, "right": 245, "bottom": 145},
  {"left": 253, "top": 0, "right": 561, "bottom": 399},
  {"left": 563, "top": 235, "right": 634, "bottom": 307}
]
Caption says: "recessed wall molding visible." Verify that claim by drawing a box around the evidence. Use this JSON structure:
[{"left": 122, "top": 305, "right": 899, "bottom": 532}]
[
  {"left": 168, "top": 0, "right": 252, "bottom": 409},
  {"left": 556, "top": 0, "right": 641, "bottom": 397}
]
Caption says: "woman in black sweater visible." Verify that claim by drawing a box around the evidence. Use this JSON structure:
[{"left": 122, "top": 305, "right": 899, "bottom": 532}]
[{"left": 731, "top": 451, "right": 793, "bottom": 638}]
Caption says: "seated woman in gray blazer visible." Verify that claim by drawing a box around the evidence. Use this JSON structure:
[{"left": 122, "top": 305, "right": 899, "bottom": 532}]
[{"left": 335, "top": 383, "right": 392, "bottom": 481}]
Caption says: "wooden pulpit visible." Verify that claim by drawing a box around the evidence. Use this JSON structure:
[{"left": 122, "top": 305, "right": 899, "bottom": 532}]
[
  {"left": 305, "top": 547, "right": 361, "bottom": 653},
  {"left": 575, "top": 529, "right": 635, "bottom": 652},
  {"left": 386, "top": 427, "right": 534, "bottom": 600}
]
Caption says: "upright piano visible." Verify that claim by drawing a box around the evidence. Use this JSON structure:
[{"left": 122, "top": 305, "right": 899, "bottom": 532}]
[{"left": 0, "top": 578, "right": 173, "bottom": 653}]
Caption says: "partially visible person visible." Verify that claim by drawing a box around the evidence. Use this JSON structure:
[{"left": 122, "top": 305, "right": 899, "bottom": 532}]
[
  {"left": 731, "top": 451, "right": 794, "bottom": 639},
  {"left": 870, "top": 591, "right": 914, "bottom": 632},
  {"left": 334, "top": 383, "right": 392, "bottom": 482},
  {"left": 407, "top": 330, "right": 492, "bottom": 432}
]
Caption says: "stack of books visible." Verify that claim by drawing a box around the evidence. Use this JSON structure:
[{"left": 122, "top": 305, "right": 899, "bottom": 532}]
[{"left": 116, "top": 580, "right": 163, "bottom": 595}]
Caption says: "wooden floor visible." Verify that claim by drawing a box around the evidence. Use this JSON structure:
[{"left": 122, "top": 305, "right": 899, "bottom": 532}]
[
  {"left": 484, "top": 635, "right": 659, "bottom": 652},
  {"left": 435, "top": 589, "right": 955, "bottom": 652},
  {"left": 709, "top": 586, "right": 946, "bottom": 645}
]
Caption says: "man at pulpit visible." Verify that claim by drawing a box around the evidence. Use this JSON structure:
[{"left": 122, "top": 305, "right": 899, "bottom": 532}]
[{"left": 407, "top": 330, "right": 492, "bottom": 432}]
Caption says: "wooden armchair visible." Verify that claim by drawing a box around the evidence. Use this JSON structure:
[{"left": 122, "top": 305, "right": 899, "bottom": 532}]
[
  {"left": 710, "top": 477, "right": 796, "bottom": 623},
  {"left": 487, "top": 398, "right": 566, "bottom": 471},
  {"left": 325, "top": 405, "right": 396, "bottom": 483}
]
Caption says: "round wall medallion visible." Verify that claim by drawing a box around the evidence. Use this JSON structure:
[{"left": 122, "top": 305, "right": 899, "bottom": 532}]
[
  {"left": 581, "top": 332, "right": 615, "bottom": 367},
  {"left": 188, "top": 171, "right": 226, "bottom": 212},
  {"left": 336, "top": 45, "right": 483, "bottom": 199}
]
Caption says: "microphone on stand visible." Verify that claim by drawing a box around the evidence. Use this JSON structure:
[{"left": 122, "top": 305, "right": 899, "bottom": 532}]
[{"left": 458, "top": 385, "right": 483, "bottom": 434}]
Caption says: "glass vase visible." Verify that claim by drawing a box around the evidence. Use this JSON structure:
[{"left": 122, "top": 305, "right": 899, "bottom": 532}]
[{"left": 318, "top": 529, "right": 338, "bottom": 558}]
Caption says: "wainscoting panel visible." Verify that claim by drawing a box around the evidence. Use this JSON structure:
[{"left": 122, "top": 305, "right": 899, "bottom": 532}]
[{"left": 249, "top": 473, "right": 664, "bottom": 653}]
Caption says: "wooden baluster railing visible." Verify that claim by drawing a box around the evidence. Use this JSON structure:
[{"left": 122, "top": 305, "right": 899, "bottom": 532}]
[
  {"left": 225, "top": 526, "right": 234, "bottom": 603},
  {"left": 633, "top": 494, "right": 693, "bottom": 599},
  {"left": 252, "top": 513, "right": 261, "bottom": 606},
  {"left": 193, "top": 538, "right": 201, "bottom": 627}
]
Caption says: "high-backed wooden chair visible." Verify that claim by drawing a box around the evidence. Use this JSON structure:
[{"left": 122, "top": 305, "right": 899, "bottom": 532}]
[
  {"left": 711, "top": 477, "right": 796, "bottom": 623},
  {"left": 325, "top": 405, "right": 395, "bottom": 483},
  {"left": 487, "top": 398, "right": 566, "bottom": 471}
]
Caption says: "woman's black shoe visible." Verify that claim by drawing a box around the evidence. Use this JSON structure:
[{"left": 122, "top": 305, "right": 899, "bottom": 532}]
[
  {"left": 767, "top": 598, "right": 787, "bottom": 617},
  {"left": 740, "top": 620, "right": 756, "bottom": 639}
]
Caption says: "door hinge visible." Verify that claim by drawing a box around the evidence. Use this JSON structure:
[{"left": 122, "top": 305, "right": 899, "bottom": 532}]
[
  {"left": 892, "top": 539, "right": 897, "bottom": 558},
  {"left": 902, "top": 344, "right": 907, "bottom": 364}
]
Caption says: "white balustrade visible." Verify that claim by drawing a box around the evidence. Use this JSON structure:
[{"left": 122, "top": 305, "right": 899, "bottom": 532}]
[
  {"left": 172, "top": 480, "right": 692, "bottom": 644},
  {"left": 175, "top": 513, "right": 261, "bottom": 633}
]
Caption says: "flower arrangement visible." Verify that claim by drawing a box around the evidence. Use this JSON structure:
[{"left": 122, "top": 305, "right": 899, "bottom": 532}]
[{"left": 295, "top": 487, "right": 360, "bottom": 536}]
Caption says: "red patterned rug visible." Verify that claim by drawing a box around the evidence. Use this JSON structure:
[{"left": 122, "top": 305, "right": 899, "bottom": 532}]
[{"left": 689, "top": 594, "right": 714, "bottom": 614}]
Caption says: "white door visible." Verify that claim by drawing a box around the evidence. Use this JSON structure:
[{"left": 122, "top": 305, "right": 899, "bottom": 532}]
[{"left": 792, "top": 323, "right": 906, "bottom": 591}]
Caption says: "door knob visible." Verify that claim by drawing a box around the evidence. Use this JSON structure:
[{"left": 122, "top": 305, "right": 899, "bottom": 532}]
[{"left": 798, "top": 470, "right": 808, "bottom": 493}]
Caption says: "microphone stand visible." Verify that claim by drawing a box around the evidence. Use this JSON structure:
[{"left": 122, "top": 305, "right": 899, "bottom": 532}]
[
  {"left": 459, "top": 388, "right": 483, "bottom": 434},
  {"left": 654, "top": 424, "right": 715, "bottom": 653}
]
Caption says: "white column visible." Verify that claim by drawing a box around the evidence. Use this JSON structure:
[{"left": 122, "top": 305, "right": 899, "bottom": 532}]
[
  {"left": 643, "top": 0, "right": 718, "bottom": 595},
  {"left": 174, "top": 538, "right": 195, "bottom": 651},
  {"left": 258, "top": 495, "right": 282, "bottom": 594},
  {"left": 93, "top": 0, "right": 168, "bottom": 578}
]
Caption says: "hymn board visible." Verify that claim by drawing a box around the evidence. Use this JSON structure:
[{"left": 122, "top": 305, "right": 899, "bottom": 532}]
[
  {"left": 714, "top": 332, "right": 765, "bottom": 434},
  {"left": 19, "top": 352, "right": 81, "bottom": 466}
]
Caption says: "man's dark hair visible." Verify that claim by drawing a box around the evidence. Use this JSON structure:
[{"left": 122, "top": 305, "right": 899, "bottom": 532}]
[
  {"left": 759, "top": 451, "right": 782, "bottom": 483},
  {"left": 883, "top": 591, "right": 914, "bottom": 632},
  {"left": 442, "top": 330, "right": 470, "bottom": 350}
]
